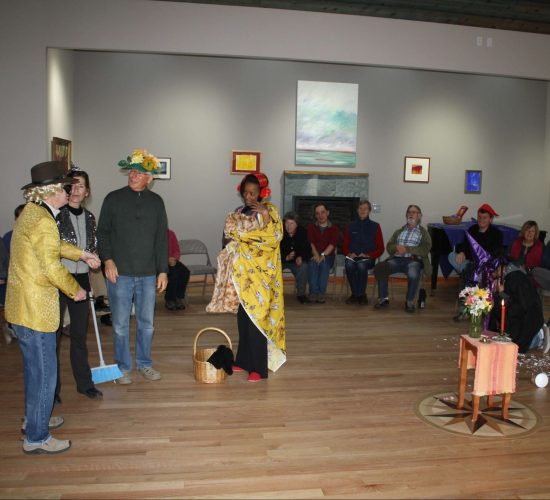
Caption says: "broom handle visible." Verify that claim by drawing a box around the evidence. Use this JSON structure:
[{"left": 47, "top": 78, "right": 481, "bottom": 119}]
[{"left": 88, "top": 291, "right": 106, "bottom": 367}]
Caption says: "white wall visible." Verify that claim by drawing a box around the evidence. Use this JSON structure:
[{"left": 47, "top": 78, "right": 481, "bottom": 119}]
[
  {"left": 1, "top": 0, "right": 549, "bottom": 257},
  {"left": 73, "top": 51, "right": 548, "bottom": 260}
]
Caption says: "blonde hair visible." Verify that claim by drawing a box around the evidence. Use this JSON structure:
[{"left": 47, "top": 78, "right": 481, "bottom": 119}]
[{"left": 23, "top": 183, "right": 64, "bottom": 203}]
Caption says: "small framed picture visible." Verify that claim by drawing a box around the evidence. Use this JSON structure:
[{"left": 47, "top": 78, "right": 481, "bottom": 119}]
[
  {"left": 465, "top": 170, "right": 482, "bottom": 194},
  {"left": 231, "top": 150, "right": 261, "bottom": 175},
  {"left": 404, "top": 156, "right": 430, "bottom": 183},
  {"left": 155, "top": 158, "right": 171, "bottom": 180},
  {"left": 51, "top": 137, "right": 72, "bottom": 173}
]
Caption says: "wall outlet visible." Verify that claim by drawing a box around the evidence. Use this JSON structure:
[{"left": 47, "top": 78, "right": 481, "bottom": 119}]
[{"left": 372, "top": 203, "right": 381, "bottom": 213}]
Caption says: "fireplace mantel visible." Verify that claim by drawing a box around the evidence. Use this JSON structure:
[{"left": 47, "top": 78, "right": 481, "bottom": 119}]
[{"left": 282, "top": 170, "right": 369, "bottom": 216}]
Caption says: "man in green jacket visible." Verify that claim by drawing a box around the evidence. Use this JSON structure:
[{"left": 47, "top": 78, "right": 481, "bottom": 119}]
[
  {"left": 97, "top": 149, "right": 168, "bottom": 385},
  {"left": 373, "top": 204, "right": 431, "bottom": 313}
]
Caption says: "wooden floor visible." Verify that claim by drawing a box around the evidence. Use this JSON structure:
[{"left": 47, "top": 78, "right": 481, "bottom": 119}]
[{"left": 1, "top": 279, "right": 550, "bottom": 499}]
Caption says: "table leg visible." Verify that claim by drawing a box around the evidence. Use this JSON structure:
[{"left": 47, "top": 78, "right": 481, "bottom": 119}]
[
  {"left": 430, "top": 251, "right": 438, "bottom": 292},
  {"left": 502, "top": 393, "right": 511, "bottom": 419},
  {"left": 472, "top": 395, "right": 480, "bottom": 422},
  {"left": 457, "top": 343, "right": 468, "bottom": 409},
  {"left": 487, "top": 395, "right": 494, "bottom": 408}
]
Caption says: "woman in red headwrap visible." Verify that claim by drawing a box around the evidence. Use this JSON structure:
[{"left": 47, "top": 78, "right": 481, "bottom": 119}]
[{"left": 207, "top": 173, "right": 286, "bottom": 381}]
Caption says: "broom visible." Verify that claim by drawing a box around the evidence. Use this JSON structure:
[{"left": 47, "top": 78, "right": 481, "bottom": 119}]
[{"left": 88, "top": 292, "right": 123, "bottom": 384}]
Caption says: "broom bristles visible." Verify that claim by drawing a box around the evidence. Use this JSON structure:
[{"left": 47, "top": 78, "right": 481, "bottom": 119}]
[{"left": 92, "top": 364, "right": 123, "bottom": 384}]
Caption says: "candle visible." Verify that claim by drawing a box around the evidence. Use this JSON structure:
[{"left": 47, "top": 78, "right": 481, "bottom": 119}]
[{"left": 501, "top": 299, "right": 506, "bottom": 333}]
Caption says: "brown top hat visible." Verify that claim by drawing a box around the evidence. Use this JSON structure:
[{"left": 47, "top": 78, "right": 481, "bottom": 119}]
[{"left": 21, "top": 161, "right": 74, "bottom": 190}]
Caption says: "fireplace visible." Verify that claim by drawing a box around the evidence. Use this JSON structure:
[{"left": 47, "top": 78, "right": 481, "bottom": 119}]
[
  {"left": 283, "top": 171, "right": 369, "bottom": 252},
  {"left": 293, "top": 196, "right": 359, "bottom": 251}
]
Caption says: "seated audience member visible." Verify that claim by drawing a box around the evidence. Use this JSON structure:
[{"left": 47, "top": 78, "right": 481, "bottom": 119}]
[
  {"left": 166, "top": 228, "right": 190, "bottom": 310},
  {"left": 449, "top": 203, "right": 504, "bottom": 320},
  {"left": 281, "top": 212, "right": 312, "bottom": 304},
  {"left": 307, "top": 203, "right": 340, "bottom": 304},
  {"left": 448, "top": 203, "right": 503, "bottom": 275},
  {"left": 508, "top": 220, "right": 542, "bottom": 273},
  {"left": 342, "top": 200, "right": 384, "bottom": 305},
  {"left": 373, "top": 205, "right": 431, "bottom": 313},
  {"left": 489, "top": 263, "right": 549, "bottom": 354}
]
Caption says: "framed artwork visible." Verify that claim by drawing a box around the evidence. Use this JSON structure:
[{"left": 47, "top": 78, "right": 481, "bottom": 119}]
[
  {"left": 155, "top": 158, "right": 171, "bottom": 179},
  {"left": 403, "top": 156, "right": 430, "bottom": 183},
  {"left": 465, "top": 170, "right": 482, "bottom": 194},
  {"left": 295, "top": 80, "right": 358, "bottom": 167},
  {"left": 51, "top": 137, "right": 72, "bottom": 172},
  {"left": 231, "top": 150, "right": 261, "bottom": 174}
]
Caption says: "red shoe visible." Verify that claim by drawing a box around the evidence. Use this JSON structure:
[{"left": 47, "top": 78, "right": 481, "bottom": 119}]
[
  {"left": 232, "top": 365, "right": 244, "bottom": 372},
  {"left": 247, "top": 372, "right": 262, "bottom": 382}
]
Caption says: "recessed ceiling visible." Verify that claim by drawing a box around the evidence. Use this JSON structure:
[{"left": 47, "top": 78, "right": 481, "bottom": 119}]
[{"left": 152, "top": 0, "right": 550, "bottom": 35}]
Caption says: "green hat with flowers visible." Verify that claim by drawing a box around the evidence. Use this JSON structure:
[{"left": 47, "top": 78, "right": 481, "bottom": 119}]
[{"left": 118, "top": 148, "right": 160, "bottom": 174}]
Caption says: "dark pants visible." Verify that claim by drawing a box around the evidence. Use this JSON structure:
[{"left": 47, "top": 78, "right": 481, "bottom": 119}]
[
  {"left": 345, "top": 258, "right": 375, "bottom": 297},
  {"left": 235, "top": 304, "right": 268, "bottom": 378},
  {"left": 165, "top": 261, "right": 190, "bottom": 301},
  {"left": 55, "top": 273, "right": 94, "bottom": 397}
]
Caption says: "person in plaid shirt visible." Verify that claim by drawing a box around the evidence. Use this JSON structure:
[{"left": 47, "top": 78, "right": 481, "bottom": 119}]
[{"left": 373, "top": 205, "right": 431, "bottom": 313}]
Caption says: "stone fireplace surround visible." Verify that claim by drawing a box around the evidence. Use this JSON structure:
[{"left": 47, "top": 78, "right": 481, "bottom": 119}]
[{"left": 282, "top": 171, "right": 369, "bottom": 248}]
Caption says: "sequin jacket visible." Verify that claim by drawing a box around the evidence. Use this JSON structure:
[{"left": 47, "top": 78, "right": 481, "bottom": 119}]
[{"left": 56, "top": 207, "right": 97, "bottom": 254}]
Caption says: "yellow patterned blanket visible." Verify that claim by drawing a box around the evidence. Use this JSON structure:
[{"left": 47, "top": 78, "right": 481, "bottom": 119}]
[{"left": 206, "top": 204, "right": 286, "bottom": 371}]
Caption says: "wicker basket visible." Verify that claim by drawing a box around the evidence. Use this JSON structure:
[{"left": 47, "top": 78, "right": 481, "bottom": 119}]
[
  {"left": 442, "top": 215, "right": 462, "bottom": 225},
  {"left": 193, "top": 327, "right": 232, "bottom": 384}
]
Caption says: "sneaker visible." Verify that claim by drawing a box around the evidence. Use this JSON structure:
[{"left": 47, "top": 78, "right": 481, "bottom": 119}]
[
  {"left": 115, "top": 370, "right": 132, "bottom": 385},
  {"left": 316, "top": 296, "right": 326, "bottom": 304},
  {"left": 138, "top": 366, "right": 161, "bottom": 381},
  {"left": 247, "top": 372, "right": 262, "bottom": 382},
  {"left": 374, "top": 298, "right": 390, "bottom": 309},
  {"left": 345, "top": 295, "right": 358, "bottom": 305},
  {"left": 405, "top": 302, "right": 416, "bottom": 313},
  {"left": 21, "top": 415, "right": 64, "bottom": 434},
  {"left": 23, "top": 436, "right": 71, "bottom": 455},
  {"left": 542, "top": 324, "right": 550, "bottom": 354}
]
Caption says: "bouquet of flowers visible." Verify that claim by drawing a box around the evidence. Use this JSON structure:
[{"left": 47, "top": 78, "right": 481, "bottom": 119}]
[{"left": 459, "top": 285, "right": 493, "bottom": 317}]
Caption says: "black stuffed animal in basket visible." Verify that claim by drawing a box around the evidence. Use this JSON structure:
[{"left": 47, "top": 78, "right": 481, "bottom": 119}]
[{"left": 207, "top": 345, "right": 235, "bottom": 375}]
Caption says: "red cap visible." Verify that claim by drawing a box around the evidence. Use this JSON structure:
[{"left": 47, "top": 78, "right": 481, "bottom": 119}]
[{"left": 477, "top": 203, "right": 498, "bottom": 217}]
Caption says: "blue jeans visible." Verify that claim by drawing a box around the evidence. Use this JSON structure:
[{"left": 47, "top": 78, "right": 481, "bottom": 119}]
[
  {"left": 107, "top": 275, "right": 156, "bottom": 372},
  {"left": 308, "top": 255, "right": 335, "bottom": 298},
  {"left": 377, "top": 257, "right": 423, "bottom": 304},
  {"left": 345, "top": 258, "right": 375, "bottom": 297},
  {"left": 448, "top": 251, "right": 470, "bottom": 274},
  {"left": 13, "top": 325, "right": 57, "bottom": 444},
  {"left": 282, "top": 261, "right": 308, "bottom": 296}
]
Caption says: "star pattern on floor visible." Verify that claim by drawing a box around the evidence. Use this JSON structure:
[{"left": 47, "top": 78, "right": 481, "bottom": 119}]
[{"left": 416, "top": 392, "right": 540, "bottom": 437}]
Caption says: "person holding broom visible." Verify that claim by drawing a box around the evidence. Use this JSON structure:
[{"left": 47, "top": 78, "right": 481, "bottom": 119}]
[
  {"left": 5, "top": 160, "right": 100, "bottom": 455},
  {"left": 55, "top": 166, "right": 103, "bottom": 400}
]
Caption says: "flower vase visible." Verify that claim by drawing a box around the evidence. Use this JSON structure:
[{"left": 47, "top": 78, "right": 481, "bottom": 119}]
[{"left": 468, "top": 314, "right": 484, "bottom": 339}]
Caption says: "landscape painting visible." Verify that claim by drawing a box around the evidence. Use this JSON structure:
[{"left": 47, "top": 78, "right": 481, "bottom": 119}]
[{"left": 295, "top": 80, "right": 358, "bottom": 167}]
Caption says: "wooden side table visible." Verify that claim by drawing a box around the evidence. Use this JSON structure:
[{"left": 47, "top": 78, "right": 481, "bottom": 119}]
[{"left": 457, "top": 334, "right": 518, "bottom": 422}]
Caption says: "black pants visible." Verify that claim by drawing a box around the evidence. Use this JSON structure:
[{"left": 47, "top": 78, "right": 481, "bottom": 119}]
[
  {"left": 165, "top": 262, "right": 190, "bottom": 301},
  {"left": 55, "top": 273, "right": 94, "bottom": 397},
  {"left": 235, "top": 304, "right": 268, "bottom": 378}
]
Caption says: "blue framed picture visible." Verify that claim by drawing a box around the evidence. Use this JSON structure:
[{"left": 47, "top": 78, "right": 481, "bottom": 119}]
[{"left": 465, "top": 170, "right": 482, "bottom": 194}]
